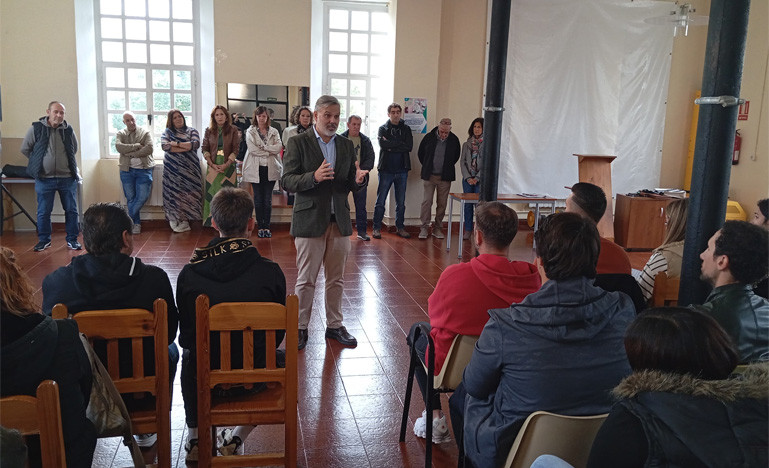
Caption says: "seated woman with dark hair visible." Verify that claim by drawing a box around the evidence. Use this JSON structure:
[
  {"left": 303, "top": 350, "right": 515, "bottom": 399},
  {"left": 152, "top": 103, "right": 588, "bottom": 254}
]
[
  {"left": 0, "top": 247, "right": 96, "bottom": 467},
  {"left": 453, "top": 212, "right": 635, "bottom": 468},
  {"left": 587, "top": 307, "right": 768, "bottom": 468}
]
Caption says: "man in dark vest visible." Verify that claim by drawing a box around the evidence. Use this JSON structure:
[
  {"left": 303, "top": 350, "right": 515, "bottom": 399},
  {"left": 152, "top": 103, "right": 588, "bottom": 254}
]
[{"left": 21, "top": 101, "right": 81, "bottom": 251}]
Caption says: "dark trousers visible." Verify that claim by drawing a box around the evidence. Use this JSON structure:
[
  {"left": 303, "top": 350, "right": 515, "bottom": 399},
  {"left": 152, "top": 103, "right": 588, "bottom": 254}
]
[
  {"left": 406, "top": 322, "right": 442, "bottom": 410},
  {"left": 252, "top": 166, "right": 275, "bottom": 229},
  {"left": 352, "top": 186, "right": 368, "bottom": 235}
]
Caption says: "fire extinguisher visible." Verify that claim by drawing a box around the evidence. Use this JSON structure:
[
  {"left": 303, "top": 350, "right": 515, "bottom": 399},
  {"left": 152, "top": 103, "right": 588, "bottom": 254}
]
[{"left": 733, "top": 130, "right": 741, "bottom": 165}]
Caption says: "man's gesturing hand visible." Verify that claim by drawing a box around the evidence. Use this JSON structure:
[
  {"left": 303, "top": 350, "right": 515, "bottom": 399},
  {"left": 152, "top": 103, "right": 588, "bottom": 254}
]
[
  {"left": 355, "top": 161, "right": 369, "bottom": 185},
  {"left": 314, "top": 160, "right": 334, "bottom": 183}
]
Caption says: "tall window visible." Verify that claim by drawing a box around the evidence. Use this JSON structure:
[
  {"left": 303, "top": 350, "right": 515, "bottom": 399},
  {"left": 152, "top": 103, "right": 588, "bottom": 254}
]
[
  {"left": 323, "top": 2, "right": 392, "bottom": 136},
  {"left": 95, "top": 0, "right": 199, "bottom": 158}
]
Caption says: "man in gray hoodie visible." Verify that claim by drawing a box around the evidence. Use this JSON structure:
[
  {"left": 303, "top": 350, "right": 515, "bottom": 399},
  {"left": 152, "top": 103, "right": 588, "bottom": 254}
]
[{"left": 20, "top": 101, "right": 81, "bottom": 251}]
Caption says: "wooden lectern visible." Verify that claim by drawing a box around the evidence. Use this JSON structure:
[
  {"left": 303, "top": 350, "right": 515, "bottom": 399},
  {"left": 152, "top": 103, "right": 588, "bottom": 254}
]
[{"left": 573, "top": 154, "right": 616, "bottom": 239}]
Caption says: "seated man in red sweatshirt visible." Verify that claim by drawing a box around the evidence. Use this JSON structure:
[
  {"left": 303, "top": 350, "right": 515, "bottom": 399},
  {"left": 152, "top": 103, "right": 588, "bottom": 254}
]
[{"left": 406, "top": 201, "right": 542, "bottom": 444}]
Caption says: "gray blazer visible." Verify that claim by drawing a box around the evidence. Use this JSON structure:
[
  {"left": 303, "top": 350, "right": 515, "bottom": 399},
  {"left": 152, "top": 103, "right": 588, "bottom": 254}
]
[{"left": 282, "top": 129, "right": 362, "bottom": 238}]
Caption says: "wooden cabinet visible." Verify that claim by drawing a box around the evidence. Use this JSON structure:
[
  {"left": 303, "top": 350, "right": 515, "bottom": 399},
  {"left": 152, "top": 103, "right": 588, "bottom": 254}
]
[{"left": 614, "top": 194, "right": 674, "bottom": 250}]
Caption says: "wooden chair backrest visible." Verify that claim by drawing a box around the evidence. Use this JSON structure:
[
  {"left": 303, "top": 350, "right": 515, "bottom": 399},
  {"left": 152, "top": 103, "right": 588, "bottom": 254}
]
[
  {"left": 652, "top": 271, "right": 680, "bottom": 307},
  {"left": 503, "top": 411, "right": 608, "bottom": 468},
  {"left": 433, "top": 334, "right": 479, "bottom": 390},
  {"left": 195, "top": 294, "right": 298, "bottom": 467},
  {"left": 0, "top": 380, "right": 67, "bottom": 467}
]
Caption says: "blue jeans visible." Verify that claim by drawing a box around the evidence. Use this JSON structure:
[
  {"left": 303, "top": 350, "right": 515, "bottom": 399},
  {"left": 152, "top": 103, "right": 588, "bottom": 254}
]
[
  {"left": 35, "top": 177, "right": 79, "bottom": 243},
  {"left": 373, "top": 171, "right": 407, "bottom": 230},
  {"left": 462, "top": 178, "right": 481, "bottom": 231},
  {"left": 352, "top": 186, "right": 368, "bottom": 235},
  {"left": 120, "top": 168, "right": 153, "bottom": 225}
]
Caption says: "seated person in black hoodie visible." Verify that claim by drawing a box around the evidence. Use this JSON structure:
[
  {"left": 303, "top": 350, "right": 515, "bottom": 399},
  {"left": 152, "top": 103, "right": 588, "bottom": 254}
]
[
  {"left": 41, "top": 202, "right": 179, "bottom": 448},
  {"left": 1, "top": 247, "right": 96, "bottom": 467},
  {"left": 176, "top": 187, "right": 286, "bottom": 461}
]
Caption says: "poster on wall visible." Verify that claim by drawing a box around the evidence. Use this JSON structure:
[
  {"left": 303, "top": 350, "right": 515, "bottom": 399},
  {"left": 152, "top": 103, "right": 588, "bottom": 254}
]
[{"left": 404, "top": 97, "right": 427, "bottom": 134}]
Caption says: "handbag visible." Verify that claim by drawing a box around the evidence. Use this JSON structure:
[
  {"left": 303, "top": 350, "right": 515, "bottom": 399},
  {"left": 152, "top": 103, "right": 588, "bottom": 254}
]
[{"left": 79, "top": 334, "right": 146, "bottom": 467}]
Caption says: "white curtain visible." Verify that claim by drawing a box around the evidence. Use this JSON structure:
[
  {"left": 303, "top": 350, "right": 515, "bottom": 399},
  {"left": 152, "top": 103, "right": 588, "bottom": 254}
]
[{"left": 498, "top": 0, "right": 675, "bottom": 199}]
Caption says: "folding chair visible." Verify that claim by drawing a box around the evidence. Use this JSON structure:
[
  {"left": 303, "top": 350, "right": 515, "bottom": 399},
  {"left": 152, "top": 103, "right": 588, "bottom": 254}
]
[
  {"left": 503, "top": 411, "right": 608, "bottom": 468},
  {"left": 0, "top": 380, "right": 67, "bottom": 467},
  {"left": 195, "top": 294, "right": 298, "bottom": 467},
  {"left": 652, "top": 271, "right": 680, "bottom": 306},
  {"left": 53, "top": 299, "right": 171, "bottom": 468},
  {"left": 399, "top": 323, "right": 479, "bottom": 468}
]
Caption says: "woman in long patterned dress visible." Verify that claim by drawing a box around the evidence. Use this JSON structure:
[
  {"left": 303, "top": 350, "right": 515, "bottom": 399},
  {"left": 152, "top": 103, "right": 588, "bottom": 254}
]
[
  {"left": 161, "top": 109, "right": 202, "bottom": 233},
  {"left": 201, "top": 105, "right": 239, "bottom": 227},
  {"left": 243, "top": 106, "right": 282, "bottom": 238}
]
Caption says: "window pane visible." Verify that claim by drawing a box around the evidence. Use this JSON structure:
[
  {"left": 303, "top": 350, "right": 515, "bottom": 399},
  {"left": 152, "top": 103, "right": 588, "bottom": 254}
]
[
  {"left": 153, "top": 92, "right": 171, "bottom": 111},
  {"left": 105, "top": 67, "right": 125, "bottom": 87},
  {"left": 350, "top": 55, "right": 368, "bottom": 74},
  {"left": 338, "top": 100, "right": 348, "bottom": 131},
  {"left": 100, "top": 0, "right": 121, "bottom": 15},
  {"left": 173, "top": 45, "right": 193, "bottom": 65},
  {"left": 172, "top": 0, "right": 193, "bottom": 20},
  {"left": 153, "top": 69, "right": 170, "bottom": 88},
  {"left": 134, "top": 114, "right": 148, "bottom": 128},
  {"left": 127, "top": 68, "right": 146, "bottom": 88},
  {"left": 329, "top": 54, "right": 347, "bottom": 73},
  {"left": 371, "top": 12, "right": 389, "bottom": 32},
  {"left": 351, "top": 11, "right": 368, "bottom": 31},
  {"left": 125, "top": 0, "right": 145, "bottom": 17},
  {"left": 150, "top": 44, "right": 171, "bottom": 64},
  {"left": 370, "top": 33, "right": 388, "bottom": 56},
  {"left": 107, "top": 91, "right": 125, "bottom": 110},
  {"left": 350, "top": 80, "right": 366, "bottom": 97},
  {"left": 350, "top": 33, "right": 368, "bottom": 53},
  {"left": 174, "top": 93, "right": 191, "bottom": 111},
  {"left": 370, "top": 56, "right": 388, "bottom": 77},
  {"left": 126, "top": 42, "right": 148, "bottom": 63},
  {"left": 330, "top": 78, "right": 347, "bottom": 96},
  {"left": 109, "top": 135, "right": 118, "bottom": 155},
  {"left": 101, "top": 18, "right": 123, "bottom": 39},
  {"left": 349, "top": 99, "right": 366, "bottom": 118},
  {"left": 227, "top": 83, "right": 256, "bottom": 100},
  {"left": 329, "top": 9, "right": 348, "bottom": 29},
  {"left": 102, "top": 41, "right": 124, "bottom": 62},
  {"left": 257, "top": 85, "right": 287, "bottom": 101},
  {"left": 174, "top": 70, "right": 191, "bottom": 90},
  {"left": 329, "top": 32, "right": 348, "bottom": 52},
  {"left": 125, "top": 19, "right": 146, "bottom": 40},
  {"left": 110, "top": 113, "right": 124, "bottom": 132},
  {"left": 153, "top": 114, "right": 168, "bottom": 134},
  {"left": 149, "top": 20, "right": 170, "bottom": 41},
  {"left": 172, "top": 21, "right": 193, "bottom": 43},
  {"left": 129, "top": 92, "right": 147, "bottom": 111},
  {"left": 148, "top": 0, "right": 170, "bottom": 19}
]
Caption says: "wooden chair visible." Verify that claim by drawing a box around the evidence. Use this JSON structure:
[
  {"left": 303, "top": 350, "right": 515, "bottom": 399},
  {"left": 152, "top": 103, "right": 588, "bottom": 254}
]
[
  {"left": 502, "top": 411, "right": 608, "bottom": 468},
  {"left": 195, "top": 294, "right": 299, "bottom": 467},
  {"left": 0, "top": 380, "right": 67, "bottom": 467},
  {"left": 652, "top": 271, "right": 680, "bottom": 306},
  {"left": 52, "top": 300, "right": 171, "bottom": 468},
  {"left": 399, "top": 324, "right": 479, "bottom": 468}
]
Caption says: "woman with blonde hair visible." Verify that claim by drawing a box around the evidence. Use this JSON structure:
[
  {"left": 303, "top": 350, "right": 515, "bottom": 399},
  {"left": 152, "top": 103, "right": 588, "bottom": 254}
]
[
  {"left": 201, "top": 105, "right": 240, "bottom": 227},
  {"left": 243, "top": 106, "right": 283, "bottom": 237},
  {"left": 0, "top": 247, "right": 96, "bottom": 467},
  {"left": 637, "top": 198, "right": 689, "bottom": 302}
]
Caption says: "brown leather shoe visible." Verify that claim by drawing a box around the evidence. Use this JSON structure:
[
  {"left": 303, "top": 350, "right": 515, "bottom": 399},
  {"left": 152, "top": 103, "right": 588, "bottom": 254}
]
[
  {"left": 325, "top": 326, "right": 358, "bottom": 347},
  {"left": 298, "top": 329, "right": 308, "bottom": 350}
]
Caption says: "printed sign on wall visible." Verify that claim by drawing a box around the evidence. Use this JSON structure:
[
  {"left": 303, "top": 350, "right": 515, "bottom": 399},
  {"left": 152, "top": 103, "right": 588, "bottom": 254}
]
[{"left": 404, "top": 98, "right": 427, "bottom": 134}]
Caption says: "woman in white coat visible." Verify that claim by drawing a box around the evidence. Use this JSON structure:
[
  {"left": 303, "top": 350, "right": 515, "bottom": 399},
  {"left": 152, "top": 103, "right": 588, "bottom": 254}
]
[{"left": 243, "top": 106, "right": 283, "bottom": 237}]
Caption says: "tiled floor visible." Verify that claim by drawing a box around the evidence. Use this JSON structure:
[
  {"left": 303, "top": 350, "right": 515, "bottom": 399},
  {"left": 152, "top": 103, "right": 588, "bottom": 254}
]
[{"left": 2, "top": 222, "right": 651, "bottom": 468}]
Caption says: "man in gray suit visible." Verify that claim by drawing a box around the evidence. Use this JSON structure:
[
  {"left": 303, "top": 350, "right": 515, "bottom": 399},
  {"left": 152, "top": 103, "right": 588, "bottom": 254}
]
[{"left": 282, "top": 95, "right": 369, "bottom": 350}]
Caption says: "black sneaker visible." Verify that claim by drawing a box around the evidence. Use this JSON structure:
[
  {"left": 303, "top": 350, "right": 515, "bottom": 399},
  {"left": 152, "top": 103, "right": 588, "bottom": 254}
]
[
  {"left": 33, "top": 241, "right": 52, "bottom": 252},
  {"left": 357, "top": 233, "right": 371, "bottom": 241},
  {"left": 66, "top": 240, "right": 82, "bottom": 250}
]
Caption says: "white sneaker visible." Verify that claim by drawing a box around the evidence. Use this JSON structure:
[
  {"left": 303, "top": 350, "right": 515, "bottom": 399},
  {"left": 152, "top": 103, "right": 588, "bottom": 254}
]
[
  {"left": 418, "top": 227, "right": 429, "bottom": 239},
  {"left": 132, "top": 224, "right": 141, "bottom": 234},
  {"left": 432, "top": 228, "right": 445, "bottom": 239},
  {"left": 135, "top": 433, "right": 157, "bottom": 447},
  {"left": 217, "top": 428, "right": 244, "bottom": 456},
  {"left": 413, "top": 410, "right": 452, "bottom": 444},
  {"left": 184, "top": 438, "right": 198, "bottom": 462},
  {"left": 175, "top": 221, "right": 191, "bottom": 233}
]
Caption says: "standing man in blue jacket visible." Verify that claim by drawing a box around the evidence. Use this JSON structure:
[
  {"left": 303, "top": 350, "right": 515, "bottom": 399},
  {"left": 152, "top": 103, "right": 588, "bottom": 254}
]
[
  {"left": 372, "top": 103, "right": 413, "bottom": 239},
  {"left": 341, "top": 115, "right": 375, "bottom": 241},
  {"left": 21, "top": 101, "right": 81, "bottom": 251}
]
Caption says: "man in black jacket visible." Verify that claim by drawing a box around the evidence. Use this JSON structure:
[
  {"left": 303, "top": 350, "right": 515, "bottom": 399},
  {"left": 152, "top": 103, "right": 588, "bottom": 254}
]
[
  {"left": 373, "top": 103, "right": 413, "bottom": 239},
  {"left": 417, "top": 118, "right": 460, "bottom": 239},
  {"left": 341, "top": 114, "right": 376, "bottom": 240},
  {"left": 175, "top": 187, "right": 286, "bottom": 461}
]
